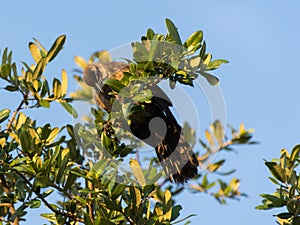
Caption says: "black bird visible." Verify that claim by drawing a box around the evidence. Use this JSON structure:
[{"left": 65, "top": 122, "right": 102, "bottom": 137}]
[{"left": 83, "top": 62, "right": 199, "bottom": 183}]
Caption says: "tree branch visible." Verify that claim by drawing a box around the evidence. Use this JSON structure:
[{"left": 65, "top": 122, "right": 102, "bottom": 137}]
[
  {"left": 13, "top": 170, "right": 84, "bottom": 223},
  {"left": 6, "top": 99, "right": 25, "bottom": 132},
  {"left": 0, "top": 174, "right": 19, "bottom": 225}
]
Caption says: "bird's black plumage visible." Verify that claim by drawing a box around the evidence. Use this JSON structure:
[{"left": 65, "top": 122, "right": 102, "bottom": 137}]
[{"left": 83, "top": 62, "right": 199, "bottom": 183}]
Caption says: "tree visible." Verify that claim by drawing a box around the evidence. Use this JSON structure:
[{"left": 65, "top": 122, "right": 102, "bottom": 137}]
[
  {"left": 256, "top": 145, "right": 300, "bottom": 225},
  {"left": 0, "top": 19, "right": 254, "bottom": 224}
]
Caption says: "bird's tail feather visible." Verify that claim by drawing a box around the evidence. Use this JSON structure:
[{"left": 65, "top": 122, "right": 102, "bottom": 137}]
[{"left": 155, "top": 130, "right": 199, "bottom": 184}]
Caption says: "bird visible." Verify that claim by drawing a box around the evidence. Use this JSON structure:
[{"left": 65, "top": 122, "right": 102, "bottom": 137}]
[{"left": 83, "top": 62, "right": 199, "bottom": 184}]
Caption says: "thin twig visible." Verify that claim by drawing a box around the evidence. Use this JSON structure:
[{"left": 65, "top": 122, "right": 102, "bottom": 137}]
[
  {"left": 0, "top": 174, "right": 19, "bottom": 225},
  {"left": 6, "top": 99, "right": 25, "bottom": 132}
]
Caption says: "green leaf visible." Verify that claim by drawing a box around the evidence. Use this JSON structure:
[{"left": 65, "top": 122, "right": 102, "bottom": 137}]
[
  {"left": 165, "top": 18, "right": 182, "bottom": 45},
  {"left": 1, "top": 64, "right": 11, "bottom": 79},
  {"left": 172, "top": 214, "right": 196, "bottom": 224},
  {"left": 171, "top": 205, "right": 182, "bottom": 221},
  {"left": 64, "top": 171, "right": 78, "bottom": 191},
  {"left": 0, "top": 109, "right": 10, "bottom": 123},
  {"left": 46, "top": 127, "right": 60, "bottom": 143},
  {"left": 4, "top": 85, "right": 18, "bottom": 92},
  {"left": 291, "top": 144, "right": 300, "bottom": 162},
  {"left": 184, "top": 31, "right": 203, "bottom": 53},
  {"left": 32, "top": 58, "right": 47, "bottom": 79},
  {"left": 29, "top": 199, "right": 41, "bottom": 208},
  {"left": 56, "top": 149, "right": 70, "bottom": 183},
  {"left": 163, "top": 190, "right": 172, "bottom": 220},
  {"left": 74, "top": 56, "right": 87, "bottom": 69},
  {"left": 111, "top": 184, "right": 126, "bottom": 200},
  {"left": 53, "top": 78, "right": 62, "bottom": 98},
  {"left": 265, "top": 161, "right": 287, "bottom": 183},
  {"left": 60, "top": 102, "right": 78, "bottom": 118},
  {"left": 260, "top": 194, "right": 286, "bottom": 207},
  {"left": 20, "top": 130, "right": 31, "bottom": 153},
  {"left": 61, "top": 69, "right": 68, "bottom": 96},
  {"left": 130, "top": 159, "right": 146, "bottom": 186},
  {"left": 130, "top": 186, "right": 142, "bottom": 207},
  {"left": 200, "top": 71, "right": 219, "bottom": 86},
  {"left": 29, "top": 42, "right": 42, "bottom": 63},
  {"left": 207, "top": 160, "right": 225, "bottom": 172},
  {"left": 1, "top": 47, "right": 8, "bottom": 64},
  {"left": 210, "top": 120, "right": 224, "bottom": 146},
  {"left": 206, "top": 59, "right": 229, "bottom": 71},
  {"left": 46, "top": 35, "right": 66, "bottom": 62},
  {"left": 39, "top": 99, "right": 50, "bottom": 108},
  {"left": 104, "top": 79, "right": 125, "bottom": 93},
  {"left": 276, "top": 212, "right": 293, "bottom": 219},
  {"left": 33, "top": 38, "right": 48, "bottom": 56},
  {"left": 146, "top": 28, "right": 155, "bottom": 39}
]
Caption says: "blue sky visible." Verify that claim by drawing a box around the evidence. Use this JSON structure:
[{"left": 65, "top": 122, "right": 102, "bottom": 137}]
[{"left": 1, "top": 0, "right": 300, "bottom": 224}]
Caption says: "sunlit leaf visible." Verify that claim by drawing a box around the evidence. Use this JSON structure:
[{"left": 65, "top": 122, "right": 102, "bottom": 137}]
[
  {"left": 130, "top": 159, "right": 146, "bottom": 186},
  {"left": 206, "top": 59, "right": 229, "bottom": 71},
  {"left": 163, "top": 190, "right": 172, "bottom": 220},
  {"left": 0, "top": 109, "right": 11, "bottom": 123},
  {"left": 39, "top": 99, "right": 50, "bottom": 108},
  {"left": 184, "top": 31, "right": 203, "bottom": 53},
  {"left": 61, "top": 69, "right": 68, "bottom": 96},
  {"left": 29, "top": 42, "right": 42, "bottom": 63},
  {"left": 53, "top": 78, "right": 62, "bottom": 98},
  {"left": 74, "top": 56, "right": 87, "bottom": 69},
  {"left": 46, "top": 35, "right": 66, "bottom": 62}
]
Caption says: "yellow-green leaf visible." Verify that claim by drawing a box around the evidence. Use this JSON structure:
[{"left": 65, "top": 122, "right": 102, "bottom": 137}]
[
  {"left": 184, "top": 30, "right": 203, "bottom": 53},
  {"left": 265, "top": 161, "right": 287, "bottom": 183},
  {"left": 74, "top": 56, "right": 87, "bottom": 69},
  {"left": 60, "top": 102, "right": 78, "bottom": 118},
  {"left": 203, "top": 53, "right": 212, "bottom": 65},
  {"left": 0, "top": 109, "right": 10, "bottom": 123},
  {"left": 165, "top": 18, "right": 182, "bottom": 45},
  {"left": 32, "top": 58, "right": 47, "bottom": 79},
  {"left": 163, "top": 190, "right": 172, "bottom": 220},
  {"left": 39, "top": 99, "right": 50, "bottom": 108},
  {"left": 129, "top": 159, "right": 146, "bottom": 186},
  {"left": 53, "top": 78, "right": 62, "bottom": 98},
  {"left": 33, "top": 38, "right": 48, "bottom": 56},
  {"left": 130, "top": 186, "right": 142, "bottom": 207},
  {"left": 46, "top": 127, "right": 59, "bottom": 143},
  {"left": 47, "top": 35, "right": 66, "bottom": 62},
  {"left": 61, "top": 69, "right": 68, "bottom": 97},
  {"left": 29, "top": 42, "right": 42, "bottom": 63}
]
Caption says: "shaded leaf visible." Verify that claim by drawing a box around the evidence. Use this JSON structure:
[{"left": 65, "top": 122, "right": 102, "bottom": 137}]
[
  {"left": 104, "top": 79, "right": 125, "bottom": 93},
  {"left": 165, "top": 18, "right": 182, "bottom": 45},
  {"left": 265, "top": 161, "right": 287, "bottom": 183},
  {"left": 60, "top": 102, "right": 78, "bottom": 118},
  {"left": 200, "top": 71, "right": 219, "bottom": 86}
]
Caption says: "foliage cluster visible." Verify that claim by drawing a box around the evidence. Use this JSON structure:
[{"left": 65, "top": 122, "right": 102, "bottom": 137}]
[{"left": 0, "top": 19, "right": 255, "bottom": 225}]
